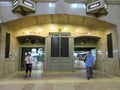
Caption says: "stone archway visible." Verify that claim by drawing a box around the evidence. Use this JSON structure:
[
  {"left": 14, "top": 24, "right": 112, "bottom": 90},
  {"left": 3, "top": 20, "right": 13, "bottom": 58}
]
[{"left": 2, "top": 14, "right": 119, "bottom": 75}]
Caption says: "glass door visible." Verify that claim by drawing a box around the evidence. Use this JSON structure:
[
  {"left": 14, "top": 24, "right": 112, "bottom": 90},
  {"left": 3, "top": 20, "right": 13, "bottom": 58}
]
[
  {"left": 20, "top": 47, "right": 44, "bottom": 70},
  {"left": 73, "top": 48, "right": 96, "bottom": 70}
]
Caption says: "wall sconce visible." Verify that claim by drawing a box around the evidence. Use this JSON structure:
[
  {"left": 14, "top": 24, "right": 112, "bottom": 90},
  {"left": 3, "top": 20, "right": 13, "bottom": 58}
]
[
  {"left": 86, "top": 0, "right": 108, "bottom": 17},
  {"left": 12, "top": 0, "right": 36, "bottom": 16}
]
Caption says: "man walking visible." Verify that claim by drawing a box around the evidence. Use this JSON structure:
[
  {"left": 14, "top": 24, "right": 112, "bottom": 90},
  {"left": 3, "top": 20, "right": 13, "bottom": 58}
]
[{"left": 84, "top": 50, "right": 95, "bottom": 80}]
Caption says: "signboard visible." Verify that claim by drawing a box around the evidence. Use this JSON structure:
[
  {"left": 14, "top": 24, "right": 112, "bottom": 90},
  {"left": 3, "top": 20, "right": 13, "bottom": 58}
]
[
  {"left": 12, "top": 0, "right": 36, "bottom": 15},
  {"left": 86, "top": 0, "right": 108, "bottom": 17}
]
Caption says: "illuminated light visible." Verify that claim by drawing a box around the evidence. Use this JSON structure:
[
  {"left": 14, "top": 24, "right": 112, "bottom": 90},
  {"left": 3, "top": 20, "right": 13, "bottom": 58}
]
[
  {"left": 99, "top": 52, "right": 103, "bottom": 55},
  {"left": 71, "top": 4, "right": 77, "bottom": 8},
  {"left": 32, "top": 48, "right": 36, "bottom": 53},
  {"left": 49, "top": 3, "right": 55, "bottom": 8},
  {"left": 76, "top": 29, "right": 79, "bottom": 32},
  {"left": 88, "top": 32, "right": 91, "bottom": 35},
  {"left": 51, "top": 27, "right": 55, "bottom": 31},
  {"left": 97, "top": 50, "right": 102, "bottom": 53},
  {"left": 97, "top": 50, "right": 103, "bottom": 54},
  {"left": 63, "top": 27, "right": 67, "bottom": 31},
  {"left": 89, "top": 2, "right": 100, "bottom": 9},
  {"left": 39, "top": 28, "right": 42, "bottom": 32},
  {"left": 23, "top": 1, "right": 33, "bottom": 7},
  {"left": 13, "top": 1, "right": 18, "bottom": 6},
  {"left": 13, "top": 0, "right": 18, "bottom": 6},
  {"left": 26, "top": 31, "right": 30, "bottom": 34},
  {"left": 71, "top": 3, "right": 86, "bottom": 8}
]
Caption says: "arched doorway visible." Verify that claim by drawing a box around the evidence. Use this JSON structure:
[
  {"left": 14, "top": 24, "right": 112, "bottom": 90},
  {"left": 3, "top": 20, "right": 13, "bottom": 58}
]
[
  {"left": 17, "top": 35, "right": 45, "bottom": 71},
  {"left": 74, "top": 36, "right": 100, "bottom": 70},
  {"left": 2, "top": 14, "right": 119, "bottom": 76}
]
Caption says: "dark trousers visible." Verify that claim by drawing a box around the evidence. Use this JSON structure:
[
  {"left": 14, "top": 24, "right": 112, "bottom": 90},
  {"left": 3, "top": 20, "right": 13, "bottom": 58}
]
[
  {"left": 86, "top": 66, "right": 93, "bottom": 78},
  {"left": 25, "top": 64, "right": 32, "bottom": 73}
]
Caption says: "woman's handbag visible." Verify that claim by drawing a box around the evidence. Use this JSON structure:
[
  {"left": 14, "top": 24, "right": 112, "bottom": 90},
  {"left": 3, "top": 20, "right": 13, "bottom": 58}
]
[{"left": 29, "top": 64, "right": 32, "bottom": 68}]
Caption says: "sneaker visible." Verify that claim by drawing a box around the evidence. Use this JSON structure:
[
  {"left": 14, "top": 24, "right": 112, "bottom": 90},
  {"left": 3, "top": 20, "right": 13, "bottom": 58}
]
[
  {"left": 25, "top": 75, "right": 27, "bottom": 78},
  {"left": 29, "top": 74, "right": 31, "bottom": 77},
  {"left": 87, "top": 77, "right": 90, "bottom": 80}
]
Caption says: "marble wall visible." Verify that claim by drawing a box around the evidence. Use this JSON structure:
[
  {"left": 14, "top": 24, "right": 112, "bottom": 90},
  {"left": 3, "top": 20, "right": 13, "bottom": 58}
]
[
  {"left": 96, "top": 27, "right": 120, "bottom": 76},
  {"left": 0, "top": 25, "right": 19, "bottom": 77},
  {"left": 0, "top": 15, "right": 119, "bottom": 77}
]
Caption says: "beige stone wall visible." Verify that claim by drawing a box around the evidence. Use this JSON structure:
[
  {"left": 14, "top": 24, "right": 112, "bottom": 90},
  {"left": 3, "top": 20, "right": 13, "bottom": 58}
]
[
  {"left": 96, "top": 27, "right": 120, "bottom": 76},
  {"left": 14, "top": 24, "right": 102, "bottom": 38},
  {"left": 0, "top": 25, "right": 19, "bottom": 77},
  {"left": 0, "top": 16, "right": 119, "bottom": 76}
]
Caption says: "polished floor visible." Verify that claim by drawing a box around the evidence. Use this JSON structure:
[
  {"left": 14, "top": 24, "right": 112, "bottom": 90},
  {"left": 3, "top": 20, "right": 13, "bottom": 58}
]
[
  {"left": 0, "top": 69, "right": 120, "bottom": 90},
  {"left": 0, "top": 61, "right": 120, "bottom": 90}
]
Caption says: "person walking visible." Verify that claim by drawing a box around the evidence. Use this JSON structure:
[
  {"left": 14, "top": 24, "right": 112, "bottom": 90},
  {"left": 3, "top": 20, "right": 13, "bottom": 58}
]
[
  {"left": 24, "top": 52, "right": 34, "bottom": 78},
  {"left": 84, "top": 50, "right": 95, "bottom": 80}
]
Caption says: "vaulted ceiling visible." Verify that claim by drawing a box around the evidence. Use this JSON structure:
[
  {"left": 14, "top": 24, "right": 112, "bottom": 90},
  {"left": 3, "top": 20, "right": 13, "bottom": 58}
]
[{"left": 4, "top": 14, "right": 115, "bottom": 30}]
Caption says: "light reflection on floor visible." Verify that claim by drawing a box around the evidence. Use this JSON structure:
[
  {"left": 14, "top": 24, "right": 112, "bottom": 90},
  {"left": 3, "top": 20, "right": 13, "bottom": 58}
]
[
  {"left": 74, "top": 60, "right": 86, "bottom": 69},
  {"left": 0, "top": 69, "right": 120, "bottom": 90},
  {"left": 0, "top": 61, "right": 120, "bottom": 90}
]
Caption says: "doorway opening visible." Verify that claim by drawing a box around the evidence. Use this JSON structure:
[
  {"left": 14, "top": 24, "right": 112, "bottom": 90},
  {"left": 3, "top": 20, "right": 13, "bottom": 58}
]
[
  {"left": 73, "top": 47, "right": 96, "bottom": 70},
  {"left": 20, "top": 47, "right": 45, "bottom": 71}
]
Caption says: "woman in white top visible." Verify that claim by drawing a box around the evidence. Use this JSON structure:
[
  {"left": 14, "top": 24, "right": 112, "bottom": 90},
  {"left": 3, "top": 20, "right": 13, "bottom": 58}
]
[{"left": 24, "top": 52, "right": 34, "bottom": 78}]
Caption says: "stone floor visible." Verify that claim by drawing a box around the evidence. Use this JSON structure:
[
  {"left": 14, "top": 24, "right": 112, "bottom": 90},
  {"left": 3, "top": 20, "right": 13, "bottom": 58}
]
[{"left": 0, "top": 70, "right": 120, "bottom": 90}]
